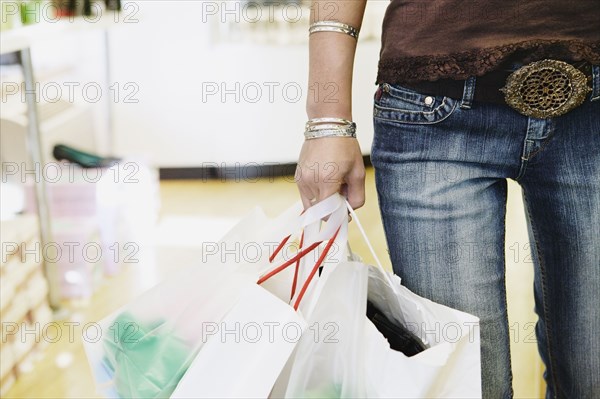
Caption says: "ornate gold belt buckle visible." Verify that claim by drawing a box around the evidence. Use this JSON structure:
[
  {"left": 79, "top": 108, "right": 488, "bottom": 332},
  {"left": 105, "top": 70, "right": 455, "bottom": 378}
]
[{"left": 501, "top": 59, "right": 591, "bottom": 118}]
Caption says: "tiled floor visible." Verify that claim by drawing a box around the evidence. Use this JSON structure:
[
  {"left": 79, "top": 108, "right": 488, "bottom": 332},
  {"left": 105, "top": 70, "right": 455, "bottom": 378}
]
[{"left": 5, "top": 168, "right": 544, "bottom": 397}]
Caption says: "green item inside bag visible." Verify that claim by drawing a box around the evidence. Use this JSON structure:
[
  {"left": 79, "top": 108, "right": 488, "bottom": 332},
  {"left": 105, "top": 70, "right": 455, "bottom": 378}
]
[{"left": 102, "top": 312, "right": 191, "bottom": 398}]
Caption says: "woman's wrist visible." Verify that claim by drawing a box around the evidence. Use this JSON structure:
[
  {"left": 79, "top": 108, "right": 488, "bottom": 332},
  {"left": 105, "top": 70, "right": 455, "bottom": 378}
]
[{"left": 304, "top": 117, "right": 357, "bottom": 140}]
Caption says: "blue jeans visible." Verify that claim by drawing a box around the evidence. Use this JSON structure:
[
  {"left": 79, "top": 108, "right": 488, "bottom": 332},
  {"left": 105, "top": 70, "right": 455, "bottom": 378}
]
[{"left": 371, "top": 68, "right": 600, "bottom": 398}]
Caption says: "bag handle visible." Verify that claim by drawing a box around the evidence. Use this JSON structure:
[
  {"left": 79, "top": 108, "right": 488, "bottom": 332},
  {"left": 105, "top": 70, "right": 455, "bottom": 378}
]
[
  {"left": 267, "top": 195, "right": 397, "bottom": 316},
  {"left": 263, "top": 194, "right": 345, "bottom": 249},
  {"left": 257, "top": 238, "right": 325, "bottom": 284},
  {"left": 288, "top": 199, "right": 350, "bottom": 317},
  {"left": 259, "top": 194, "right": 397, "bottom": 314},
  {"left": 345, "top": 200, "right": 396, "bottom": 289},
  {"left": 290, "top": 196, "right": 392, "bottom": 292},
  {"left": 257, "top": 227, "right": 340, "bottom": 309},
  {"left": 258, "top": 193, "right": 347, "bottom": 279},
  {"left": 258, "top": 197, "right": 348, "bottom": 311},
  {"left": 290, "top": 232, "right": 304, "bottom": 300},
  {"left": 292, "top": 226, "right": 340, "bottom": 310}
]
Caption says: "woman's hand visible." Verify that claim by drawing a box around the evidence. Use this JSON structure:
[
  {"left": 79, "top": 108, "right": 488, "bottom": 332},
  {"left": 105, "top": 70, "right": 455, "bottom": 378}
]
[{"left": 296, "top": 137, "right": 365, "bottom": 210}]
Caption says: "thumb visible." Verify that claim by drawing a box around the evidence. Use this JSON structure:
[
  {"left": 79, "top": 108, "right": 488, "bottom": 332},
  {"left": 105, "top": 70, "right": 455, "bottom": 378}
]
[{"left": 346, "top": 174, "right": 366, "bottom": 210}]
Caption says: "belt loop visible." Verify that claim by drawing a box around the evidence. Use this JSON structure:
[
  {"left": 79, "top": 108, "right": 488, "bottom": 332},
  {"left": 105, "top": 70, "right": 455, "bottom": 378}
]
[
  {"left": 591, "top": 64, "right": 600, "bottom": 102},
  {"left": 460, "top": 76, "right": 476, "bottom": 109}
]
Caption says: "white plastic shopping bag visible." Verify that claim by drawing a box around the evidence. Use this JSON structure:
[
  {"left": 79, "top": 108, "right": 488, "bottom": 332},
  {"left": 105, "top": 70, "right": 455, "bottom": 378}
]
[
  {"left": 349, "top": 195, "right": 481, "bottom": 398},
  {"left": 364, "top": 264, "right": 481, "bottom": 398},
  {"left": 270, "top": 196, "right": 370, "bottom": 398},
  {"left": 283, "top": 261, "right": 370, "bottom": 398},
  {"left": 272, "top": 198, "right": 481, "bottom": 398}
]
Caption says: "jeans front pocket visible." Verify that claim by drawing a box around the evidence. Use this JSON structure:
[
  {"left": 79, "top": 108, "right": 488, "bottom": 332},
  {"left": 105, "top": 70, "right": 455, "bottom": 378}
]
[{"left": 374, "top": 83, "right": 458, "bottom": 125}]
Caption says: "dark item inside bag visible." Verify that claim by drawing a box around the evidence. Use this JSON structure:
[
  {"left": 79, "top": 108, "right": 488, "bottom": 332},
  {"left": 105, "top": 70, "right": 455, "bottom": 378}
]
[{"left": 366, "top": 300, "right": 427, "bottom": 357}]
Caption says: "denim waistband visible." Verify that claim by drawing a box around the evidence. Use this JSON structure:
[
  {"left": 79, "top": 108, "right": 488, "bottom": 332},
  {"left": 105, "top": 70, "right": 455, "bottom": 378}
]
[{"left": 402, "top": 60, "right": 599, "bottom": 108}]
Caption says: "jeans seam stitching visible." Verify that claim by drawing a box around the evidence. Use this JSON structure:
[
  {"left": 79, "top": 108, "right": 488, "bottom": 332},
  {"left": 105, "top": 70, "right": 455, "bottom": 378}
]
[
  {"left": 525, "top": 122, "right": 556, "bottom": 160},
  {"left": 522, "top": 194, "right": 560, "bottom": 397},
  {"left": 500, "top": 181, "right": 515, "bottom": 398},
  {"left": 515, "top": 142, "right": 530, "bottom": 181},
  {"left": 526, "top": 140, "right": 546, "bottom": 160},
  {"left": 374, "top": 96, "right": 452, "bottom": 115},
  {"left": 373, "top": 100, "right": 458, "bottom": 125},
  {"left": 383, "top": 90, "right": 434, "bottom": 108}
]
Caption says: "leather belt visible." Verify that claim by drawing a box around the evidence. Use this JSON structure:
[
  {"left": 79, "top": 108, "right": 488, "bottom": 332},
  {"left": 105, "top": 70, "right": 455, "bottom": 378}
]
[{"left": 401, "top": 60, "right": 593, "bottom": 117}]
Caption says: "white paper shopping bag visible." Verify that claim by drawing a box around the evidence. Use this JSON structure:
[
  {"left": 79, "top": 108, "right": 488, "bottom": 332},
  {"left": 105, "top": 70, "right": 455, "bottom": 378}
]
[
  {"left": 83, "top": 261, "right": 256, "bottom": 399},
  {"left": 172, "top": 196, "right": 350, "bottom": 398},
  {"left": 171, "top": 284, "right": 306, "bottom": 398}
]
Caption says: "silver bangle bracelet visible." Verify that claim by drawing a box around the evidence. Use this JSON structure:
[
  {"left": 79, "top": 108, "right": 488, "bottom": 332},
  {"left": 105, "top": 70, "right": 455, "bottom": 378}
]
[
  {"left": 306, "top": 117, "right": 354, "bottom": 127},
  {"left": 308, "top": 21, "right": 360, "bottom": 40},
  {"left": 304, "top": 117, "right": 357, "bottom": 139},
  {"left": 304, "top": 129, "right": 357, "bottom": 140},
  {"left": 304, "top": 126, "right": 356, "bottom": 140},
  {"left": 306, "top": 123, "right": 356, "bottom": 132}
]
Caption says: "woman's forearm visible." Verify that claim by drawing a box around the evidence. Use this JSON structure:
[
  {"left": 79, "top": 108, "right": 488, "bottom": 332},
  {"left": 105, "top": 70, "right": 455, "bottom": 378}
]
[
  {"left": 297, "top": 1, "right": 368, "bottom": 210},
  {"left": 307, "top": 0, "right": 368, "bottom": 120}
]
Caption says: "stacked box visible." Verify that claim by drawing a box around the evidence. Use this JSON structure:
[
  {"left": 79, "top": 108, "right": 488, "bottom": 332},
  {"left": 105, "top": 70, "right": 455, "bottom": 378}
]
[
  {"left": 24, "top": 162, "right": 118, "bottom": 279},
  {"left": 51, "top": 219, "right": 103, "bottom": 302},
  {"left": 0, "top": 215, "right": 53, "bottom": 396},
  {"left": 24, "top": 159, "right": 161, "bottom": 279}
]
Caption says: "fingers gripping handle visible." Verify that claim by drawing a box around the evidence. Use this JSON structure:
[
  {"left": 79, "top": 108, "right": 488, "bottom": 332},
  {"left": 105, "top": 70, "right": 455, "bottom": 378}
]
[{"left": 265, "top": 194, "right": 344, "bottom": 243}]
